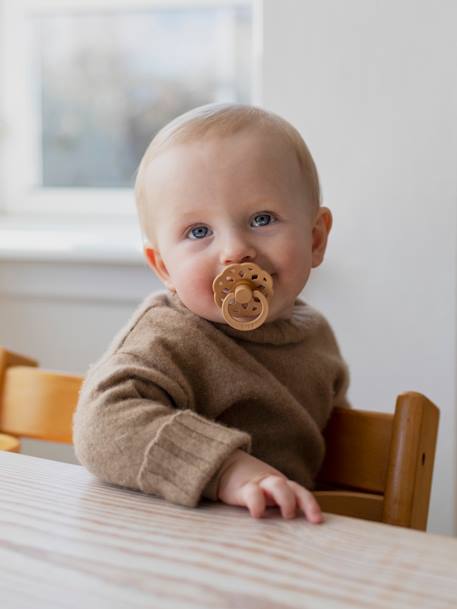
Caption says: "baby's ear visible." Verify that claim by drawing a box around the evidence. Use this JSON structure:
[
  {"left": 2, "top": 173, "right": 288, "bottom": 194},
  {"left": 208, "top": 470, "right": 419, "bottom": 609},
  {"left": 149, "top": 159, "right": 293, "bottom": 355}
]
[
  {"left": 144, "top": 247, "right": 175, "bottom": 290},
  {"left": 311, "top": 207, "right": 333, "bottom": 268}
]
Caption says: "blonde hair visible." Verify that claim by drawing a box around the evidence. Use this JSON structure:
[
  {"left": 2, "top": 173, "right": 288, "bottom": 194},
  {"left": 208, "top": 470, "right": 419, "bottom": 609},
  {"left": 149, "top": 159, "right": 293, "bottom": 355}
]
[{"left": 135, "top": 103, "right": 321, "bottom": 245}]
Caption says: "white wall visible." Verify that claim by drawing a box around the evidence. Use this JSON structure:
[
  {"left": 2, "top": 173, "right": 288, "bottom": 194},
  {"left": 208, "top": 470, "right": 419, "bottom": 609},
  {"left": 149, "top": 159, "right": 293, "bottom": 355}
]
[
  {"left": 0, "top": 0, "right": 456, "bottom": 534},
  {"left": 260, "top": 0, "right": 457, "bottom": 535}
]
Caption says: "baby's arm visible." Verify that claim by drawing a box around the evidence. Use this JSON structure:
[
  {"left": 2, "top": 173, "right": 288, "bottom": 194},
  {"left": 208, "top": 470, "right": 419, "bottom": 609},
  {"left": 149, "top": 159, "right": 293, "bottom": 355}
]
[
  {"left": 73, "top": 351, "right": 250, "bottom": 508},
  {"left": 213, "top": 449, "right": 323, "bottom": 523}
]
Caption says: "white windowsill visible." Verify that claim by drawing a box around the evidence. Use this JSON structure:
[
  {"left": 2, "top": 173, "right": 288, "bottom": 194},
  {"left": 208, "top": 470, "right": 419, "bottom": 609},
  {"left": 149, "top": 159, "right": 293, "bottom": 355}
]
[{"left": 0, "top": 216, "right": 145, "bottom": 265}]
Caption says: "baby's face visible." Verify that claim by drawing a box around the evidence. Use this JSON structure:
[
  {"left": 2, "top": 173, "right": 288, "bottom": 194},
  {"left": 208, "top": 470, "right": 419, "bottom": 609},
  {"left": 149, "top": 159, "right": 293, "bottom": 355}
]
[{"left": 143, "top": 129, "right": 331, "bottom": 324}]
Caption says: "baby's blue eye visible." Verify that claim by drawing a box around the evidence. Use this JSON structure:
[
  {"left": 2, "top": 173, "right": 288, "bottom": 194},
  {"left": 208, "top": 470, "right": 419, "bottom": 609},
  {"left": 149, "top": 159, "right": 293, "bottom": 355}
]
[
  {"left": 251, "top": 213, "right": 275, "bottom": 227},
  {"left": 188, "top": 225, "right": 212, "bottom": 240}
]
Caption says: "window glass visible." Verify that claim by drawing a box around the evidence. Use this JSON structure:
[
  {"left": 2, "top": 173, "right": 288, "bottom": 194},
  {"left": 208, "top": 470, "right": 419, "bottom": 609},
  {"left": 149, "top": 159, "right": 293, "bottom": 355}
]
[{"left": 34, "top": 5, "right": 252, "bottom": 189}]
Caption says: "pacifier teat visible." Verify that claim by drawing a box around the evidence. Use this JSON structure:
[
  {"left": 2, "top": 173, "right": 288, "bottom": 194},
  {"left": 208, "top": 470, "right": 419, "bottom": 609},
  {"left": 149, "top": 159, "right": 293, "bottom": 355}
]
[{"left": 212, "top": 263, "right": 274, "bottom": 331}]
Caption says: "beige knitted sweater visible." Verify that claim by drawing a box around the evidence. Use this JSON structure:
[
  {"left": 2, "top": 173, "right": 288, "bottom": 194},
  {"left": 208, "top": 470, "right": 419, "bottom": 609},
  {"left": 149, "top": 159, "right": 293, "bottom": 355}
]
[{"left": 73, "top": 291, "right": 349, "bottom": 507}]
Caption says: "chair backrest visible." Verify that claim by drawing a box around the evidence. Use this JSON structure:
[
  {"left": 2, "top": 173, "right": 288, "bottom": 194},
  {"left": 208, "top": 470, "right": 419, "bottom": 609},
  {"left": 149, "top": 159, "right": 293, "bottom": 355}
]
[
  {"left": 0, "top": 348, "right": 82, "bottom": 444},
  {"left": 315, "top": 391, "right": 440, "bottom": 531}
]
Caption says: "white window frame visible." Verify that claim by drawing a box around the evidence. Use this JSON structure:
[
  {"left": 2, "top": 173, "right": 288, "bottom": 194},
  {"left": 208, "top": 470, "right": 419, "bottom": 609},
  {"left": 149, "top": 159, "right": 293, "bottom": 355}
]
[{"left": 0, "top": 0, "right": 260, "bottom": 219}]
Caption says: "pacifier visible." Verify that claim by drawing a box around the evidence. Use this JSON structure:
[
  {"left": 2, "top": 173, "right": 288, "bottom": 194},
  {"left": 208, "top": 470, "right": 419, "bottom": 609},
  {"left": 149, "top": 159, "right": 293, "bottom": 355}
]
[{"left": 212, "top": 262, "right": 274, "bottom": 331}]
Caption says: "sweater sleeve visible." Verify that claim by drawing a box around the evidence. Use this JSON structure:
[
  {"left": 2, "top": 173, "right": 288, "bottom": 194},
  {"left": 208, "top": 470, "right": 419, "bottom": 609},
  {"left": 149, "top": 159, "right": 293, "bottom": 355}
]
[{"left": 73, "top": 348, "right": 251, "bottom": 508}]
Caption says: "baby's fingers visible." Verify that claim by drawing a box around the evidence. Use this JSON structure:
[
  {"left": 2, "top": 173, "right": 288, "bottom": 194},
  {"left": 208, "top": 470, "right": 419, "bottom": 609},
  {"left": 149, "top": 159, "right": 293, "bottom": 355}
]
[
  {"left": 288, "top": 481, "right": 324, "bottom": 524},
  {"left": 258, "top": 476, "right": 297, "bottom": 519},
  {"left": 242, "top": 482, "right": 266, "bottom": 518}
]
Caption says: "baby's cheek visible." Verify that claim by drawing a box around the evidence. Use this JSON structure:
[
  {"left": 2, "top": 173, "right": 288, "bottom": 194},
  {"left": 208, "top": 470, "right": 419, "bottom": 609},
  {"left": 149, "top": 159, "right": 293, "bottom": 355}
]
[
  {"left": 175, "top": 266, "right": 215, "bottom": 311},
  {"left": 190, "top": 275, "right": 215, "bottom": 307}
]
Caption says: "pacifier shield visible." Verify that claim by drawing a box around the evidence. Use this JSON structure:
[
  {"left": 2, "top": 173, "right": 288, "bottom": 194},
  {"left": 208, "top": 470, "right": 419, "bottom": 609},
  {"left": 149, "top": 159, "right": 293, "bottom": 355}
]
[{"left": 212, "top": 263, "right": 274, "bottom": 331}]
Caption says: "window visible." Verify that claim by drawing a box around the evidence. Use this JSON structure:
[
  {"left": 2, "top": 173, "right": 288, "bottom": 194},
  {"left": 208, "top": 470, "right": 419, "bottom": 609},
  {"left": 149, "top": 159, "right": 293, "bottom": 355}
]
[{"left": 0, "top": 0, "right": 256, "bottom": 218}]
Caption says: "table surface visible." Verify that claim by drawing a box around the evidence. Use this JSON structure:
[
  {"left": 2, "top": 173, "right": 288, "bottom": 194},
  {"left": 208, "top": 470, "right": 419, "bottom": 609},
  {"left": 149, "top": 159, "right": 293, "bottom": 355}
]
[{"left": 1, "top": 452, "right": 457, "bottom": 609}]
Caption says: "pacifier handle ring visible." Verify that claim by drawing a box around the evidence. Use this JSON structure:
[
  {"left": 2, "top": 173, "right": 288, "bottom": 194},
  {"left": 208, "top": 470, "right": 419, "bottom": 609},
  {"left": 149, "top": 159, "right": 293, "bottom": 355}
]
[{"left": 221, "top": 289, "right": 269, "bottom": 331}]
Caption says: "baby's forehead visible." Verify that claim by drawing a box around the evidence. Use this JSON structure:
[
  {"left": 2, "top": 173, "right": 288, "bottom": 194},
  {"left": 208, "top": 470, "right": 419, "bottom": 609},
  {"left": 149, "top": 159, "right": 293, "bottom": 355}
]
[
  {"left": 147, "top": 126, "right": 300, "bottom": 176},
  {"left": 146, "top": 130, "right": 303, "bottom": 197}
]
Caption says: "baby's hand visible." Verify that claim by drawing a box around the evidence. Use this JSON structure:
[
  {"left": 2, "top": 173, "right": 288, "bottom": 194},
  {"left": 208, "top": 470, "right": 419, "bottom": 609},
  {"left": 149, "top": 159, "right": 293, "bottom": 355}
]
[{"left": 215, "top": 449, "right": 323, "bottom": 523}]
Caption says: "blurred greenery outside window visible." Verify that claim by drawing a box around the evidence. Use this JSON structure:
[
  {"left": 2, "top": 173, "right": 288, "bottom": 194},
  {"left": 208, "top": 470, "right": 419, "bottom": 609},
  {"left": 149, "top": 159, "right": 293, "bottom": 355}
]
[{"left": 1, "top": 1, "right": 254, "bottom": 216}]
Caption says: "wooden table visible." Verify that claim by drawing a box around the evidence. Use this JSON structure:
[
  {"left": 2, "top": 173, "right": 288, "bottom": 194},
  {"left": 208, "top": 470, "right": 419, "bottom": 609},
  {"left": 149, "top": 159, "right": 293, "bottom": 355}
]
[{"left": 1, "top": 452, "right": 456, "bottom": 609}]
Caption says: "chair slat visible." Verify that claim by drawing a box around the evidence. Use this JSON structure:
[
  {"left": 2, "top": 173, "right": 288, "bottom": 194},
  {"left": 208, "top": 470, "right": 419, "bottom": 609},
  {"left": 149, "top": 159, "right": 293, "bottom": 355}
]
[
  {"left": 0, "top": 367, "right": 82, "bottom": 443},
  {"left": 0, "top": 347, "right": 38, "bottom": 393},
  {"left": 317, "top": 407, "right": 393, "bottom": 493},
  {"left": 0, "top": 432, "right": 20, "bottom": 452},
  {"left": 315, "top": 490, "right": 384, "bottom": 522}
]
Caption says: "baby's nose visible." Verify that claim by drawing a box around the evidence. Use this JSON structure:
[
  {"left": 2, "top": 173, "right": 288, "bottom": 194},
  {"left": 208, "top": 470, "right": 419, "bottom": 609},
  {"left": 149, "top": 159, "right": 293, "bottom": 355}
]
[{"left": 220, "top": 235, "right": 256, "bottom": 266}]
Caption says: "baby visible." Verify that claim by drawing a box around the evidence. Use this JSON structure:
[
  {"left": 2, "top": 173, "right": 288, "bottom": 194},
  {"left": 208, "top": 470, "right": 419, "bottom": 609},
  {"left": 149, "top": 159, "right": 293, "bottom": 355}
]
[{"left": 74, "top": 103, "right": 349, "bottom": 523}]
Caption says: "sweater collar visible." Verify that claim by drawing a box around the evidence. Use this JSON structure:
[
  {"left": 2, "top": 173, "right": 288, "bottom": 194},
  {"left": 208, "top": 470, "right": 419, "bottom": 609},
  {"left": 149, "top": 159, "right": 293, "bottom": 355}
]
[
  {"left": 214, "top": 300, "right": 319, "bottom": 345},
  {"left": 167, "top": 291, "right": 319, "bottom": 346}
]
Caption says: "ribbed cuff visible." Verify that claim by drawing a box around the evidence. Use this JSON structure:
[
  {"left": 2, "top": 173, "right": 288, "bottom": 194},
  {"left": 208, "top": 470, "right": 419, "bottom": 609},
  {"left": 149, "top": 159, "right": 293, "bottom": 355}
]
[
  {"left": 138, "top": 410, "right": 251, "bottom": 507},
  {"left": 201, "top": 469, "right": 222, "bottom": 502}
]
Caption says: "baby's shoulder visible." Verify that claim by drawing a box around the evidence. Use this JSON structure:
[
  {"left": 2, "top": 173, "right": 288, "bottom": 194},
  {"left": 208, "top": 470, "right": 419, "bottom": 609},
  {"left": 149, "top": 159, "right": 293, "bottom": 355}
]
[{"left": 109, "top": 290, "right": 206, "bottom": 356}]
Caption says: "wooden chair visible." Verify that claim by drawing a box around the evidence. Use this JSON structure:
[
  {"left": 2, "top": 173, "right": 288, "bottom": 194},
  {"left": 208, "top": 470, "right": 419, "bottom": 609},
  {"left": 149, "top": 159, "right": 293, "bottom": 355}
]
[
  {"left": 0, "top": 348, "right": 439, "bottom": 530},
  {"left": 315, "top": 392, "right": 440, "bottom": 531},
  {"left": 0, "top": 347, "right": 83, "bottom": 452}
]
